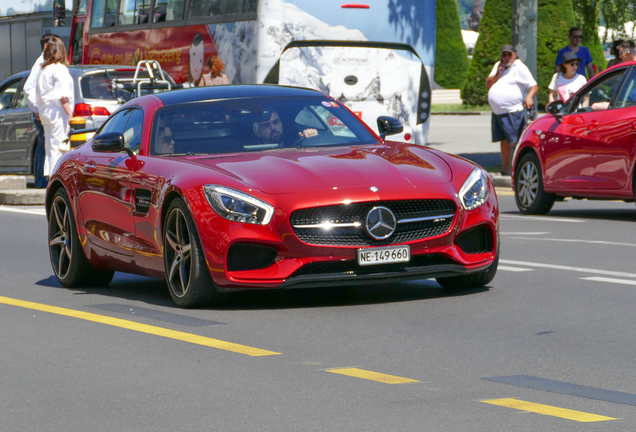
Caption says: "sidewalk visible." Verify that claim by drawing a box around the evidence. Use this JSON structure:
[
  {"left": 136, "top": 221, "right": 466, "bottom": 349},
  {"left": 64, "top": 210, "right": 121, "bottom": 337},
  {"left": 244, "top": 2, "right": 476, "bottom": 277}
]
[{"left": 0, "top": 176, "right": 45, "bottom": 206}]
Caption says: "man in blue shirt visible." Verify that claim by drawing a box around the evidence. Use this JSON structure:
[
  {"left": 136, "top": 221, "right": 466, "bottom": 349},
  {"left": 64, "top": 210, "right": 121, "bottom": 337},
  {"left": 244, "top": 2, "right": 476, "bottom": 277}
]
[{"left": 555, "top": 27, "right": 595, "bottom": 79}]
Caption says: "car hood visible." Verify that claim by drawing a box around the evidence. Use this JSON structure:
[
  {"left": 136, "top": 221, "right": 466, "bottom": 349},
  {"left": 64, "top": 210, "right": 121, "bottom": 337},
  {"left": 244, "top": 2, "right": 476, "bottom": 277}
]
[{"left": 185, "top": 143, "right": 453, "bottom": 195}]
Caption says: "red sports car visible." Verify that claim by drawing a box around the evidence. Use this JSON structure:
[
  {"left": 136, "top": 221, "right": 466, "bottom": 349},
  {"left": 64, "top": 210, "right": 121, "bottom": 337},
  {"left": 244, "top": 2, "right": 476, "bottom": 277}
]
[
  {"left": 46, "top": 85, "right": 499, "bottom": 308},
  {"left": 512, "top": 61, "right": 636, "bottom": 214}
]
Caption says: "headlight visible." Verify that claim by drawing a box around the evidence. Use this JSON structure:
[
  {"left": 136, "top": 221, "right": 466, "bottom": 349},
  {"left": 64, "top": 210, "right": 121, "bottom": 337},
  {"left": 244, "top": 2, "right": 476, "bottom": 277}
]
[
  {"left": 458, "top": 167, "right": 489, "bottom": 210},
  {"left": 203, "top": 185, "right": 274, "bottom": 225}
]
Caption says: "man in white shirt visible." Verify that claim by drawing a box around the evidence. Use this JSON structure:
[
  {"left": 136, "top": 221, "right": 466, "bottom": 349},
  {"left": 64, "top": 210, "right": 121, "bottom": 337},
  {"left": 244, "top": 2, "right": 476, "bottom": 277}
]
[
  {"left": 486, "top": 45, "right": 539, "bottom": 175},
  {"left": 23, "top": 33, "right": 58, "bottom": 188}
]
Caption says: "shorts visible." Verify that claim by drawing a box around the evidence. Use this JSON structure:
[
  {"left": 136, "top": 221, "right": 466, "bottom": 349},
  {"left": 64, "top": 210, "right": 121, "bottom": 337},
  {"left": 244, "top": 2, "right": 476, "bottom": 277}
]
[{"left": 491, "top": 110, "right": 525, "bottom": 146}]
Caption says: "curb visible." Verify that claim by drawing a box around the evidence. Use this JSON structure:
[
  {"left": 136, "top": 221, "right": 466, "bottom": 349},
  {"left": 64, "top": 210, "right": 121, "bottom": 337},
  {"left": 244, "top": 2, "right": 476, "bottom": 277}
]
[
  {"left": 0, "top": 176, "right": 27, "bottom": 190},
  {"left": 489, "top": 174, "right": 512, "bottom": 188},
  {"left": 431, "top": 111, "right": 491, "bottom": 116},
  {"left": 0, "top": 189, "right": 45, "bottom": 205}
]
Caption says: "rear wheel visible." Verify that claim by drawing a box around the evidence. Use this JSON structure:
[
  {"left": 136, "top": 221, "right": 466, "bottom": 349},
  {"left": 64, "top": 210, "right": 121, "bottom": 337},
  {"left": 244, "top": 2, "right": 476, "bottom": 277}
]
[
  {"left": 515, "top": 152, "right": 555, "bottom": 215},
  {"left": 436, "top": 247, "right": 499, "bottom": 290},
  {"left": 163, "top": 198, "right": 224, "bottom": 308},
  {"left": 48, "top": 189, "right": 114, "bottom": 287}
]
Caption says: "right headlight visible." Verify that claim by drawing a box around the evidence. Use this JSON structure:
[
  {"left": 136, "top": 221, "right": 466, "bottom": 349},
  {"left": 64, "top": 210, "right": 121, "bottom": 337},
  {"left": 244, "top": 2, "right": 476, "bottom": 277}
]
[
  {"left": 458, "top": 167, "right": 489, "bottom": 211},
  {"left": 203, "top": 185, "right": 274, "bottom": 225}
]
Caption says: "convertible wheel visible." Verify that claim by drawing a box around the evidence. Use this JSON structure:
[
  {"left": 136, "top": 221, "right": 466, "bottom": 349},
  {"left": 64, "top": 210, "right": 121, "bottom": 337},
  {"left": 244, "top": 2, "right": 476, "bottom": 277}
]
[
  {"left": 436, "top": 244, "right": 499, "bottom": 290},
  {"left": 163, "top": 198, "right": 223, "bottom": 308},
  {"left": 48, "top": 189, "right": 114, "bottom": 288},
  {"left": 515, "top": 153, "right": 555, "bottom": 215}
]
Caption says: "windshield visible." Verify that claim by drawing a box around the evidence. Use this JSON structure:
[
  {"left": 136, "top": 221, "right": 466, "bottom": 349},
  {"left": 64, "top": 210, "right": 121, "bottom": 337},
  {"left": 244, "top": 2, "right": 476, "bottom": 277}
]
[{"left": 150, "top": 96, "right": 379, "bottom": 155}]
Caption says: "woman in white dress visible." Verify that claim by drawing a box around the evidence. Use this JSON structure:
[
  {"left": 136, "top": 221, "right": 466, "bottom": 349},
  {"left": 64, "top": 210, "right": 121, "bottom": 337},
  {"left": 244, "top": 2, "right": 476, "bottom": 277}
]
[
  {"left": 36, "top": 36, "right": 74, "bottom": 177},
  {"left": 548, "top": 51, "right": 587, "bottom": 104}
]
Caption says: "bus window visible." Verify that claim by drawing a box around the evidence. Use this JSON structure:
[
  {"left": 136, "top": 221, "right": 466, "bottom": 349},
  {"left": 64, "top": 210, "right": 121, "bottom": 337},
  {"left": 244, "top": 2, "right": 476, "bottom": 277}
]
[
  {"left": 153, "top": 0, "right": 185, "bottom": 22},
  {"left": 104, "top": 0, "right": 117, "bottom": 26},
  {"left": 227, "top": 0, "right": 256, "bottom": 14},
  {"left": 90, "top": 0, "right": 105, "bottom": 27},
  {"left": 188, "top": 0, "right": 223, "bottom": 18},
  {"left": 71, "top": 21, "right": 84, "bottom": 64},
  {"left": 119, "top": 0, "right": 150, "bottom": 25}
]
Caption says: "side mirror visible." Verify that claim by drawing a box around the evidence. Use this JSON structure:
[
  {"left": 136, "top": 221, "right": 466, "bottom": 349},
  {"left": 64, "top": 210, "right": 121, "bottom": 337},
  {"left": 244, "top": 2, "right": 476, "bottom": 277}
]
[
  {"left": 53, "top": 0, "right": 66, "bottom": 26},
  {"left": 377, "top": 116, "right": 403, "bottom": 139},
  {"left": 92, "top": 132, "right": 132, "bottom": 155},
  {"left": 546, "top": 100, "right": 564, "bottom": 117}
]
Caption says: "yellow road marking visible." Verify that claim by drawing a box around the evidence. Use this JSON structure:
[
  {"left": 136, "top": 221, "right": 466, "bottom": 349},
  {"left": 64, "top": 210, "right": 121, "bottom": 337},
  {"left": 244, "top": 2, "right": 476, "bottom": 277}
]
[
  {"left": 481, "top": 398, "right": 616, "bottom": 422},
  {"left": 495, "top": 188, "right": 515, "bottom": 196},
  {"left": 326, "top": 367, "right": 419, "bottom": 384},
  {"left": 0, "top": 295, "right": 280, "bottom": 357}
]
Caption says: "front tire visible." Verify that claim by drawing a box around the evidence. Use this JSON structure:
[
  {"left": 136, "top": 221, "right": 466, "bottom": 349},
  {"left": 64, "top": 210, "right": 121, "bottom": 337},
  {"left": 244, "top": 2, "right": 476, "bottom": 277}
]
[
  {"left": 515, "top": 152, "right": 555, "bottom": 215},
  {"left": 48, "top": 188, "right": 114, "bottom": 287},
  {"left": 163, "top": 198, "right": 223, "bottom": 308}
]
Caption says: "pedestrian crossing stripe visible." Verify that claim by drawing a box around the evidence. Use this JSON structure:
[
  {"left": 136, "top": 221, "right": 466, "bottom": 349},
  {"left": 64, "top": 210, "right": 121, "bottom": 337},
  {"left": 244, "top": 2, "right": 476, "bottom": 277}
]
[{"left": 481, "top": 398, "right": 616, "bottom": 422}]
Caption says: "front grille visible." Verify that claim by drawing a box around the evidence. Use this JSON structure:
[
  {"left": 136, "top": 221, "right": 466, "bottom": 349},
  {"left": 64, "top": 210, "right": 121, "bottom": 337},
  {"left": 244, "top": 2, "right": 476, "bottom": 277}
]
[
  {"left": 290, "top": 254, "right": 457, "bottom": 278},
  {"left": 290, "top": 200, "right": 456, "bottom": 246},
  {"left": 455, "top": 225, "right": 493, "bottom": 254}
]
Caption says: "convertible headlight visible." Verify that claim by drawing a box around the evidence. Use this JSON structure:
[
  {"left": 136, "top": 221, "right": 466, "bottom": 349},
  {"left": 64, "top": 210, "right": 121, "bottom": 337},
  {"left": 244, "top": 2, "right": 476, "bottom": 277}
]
[
  {"left": 203, "top": 185, "right": 274, "bottom": 225},
  {"left": 458, "top": 167, "right": 489, "bottom": 210}
]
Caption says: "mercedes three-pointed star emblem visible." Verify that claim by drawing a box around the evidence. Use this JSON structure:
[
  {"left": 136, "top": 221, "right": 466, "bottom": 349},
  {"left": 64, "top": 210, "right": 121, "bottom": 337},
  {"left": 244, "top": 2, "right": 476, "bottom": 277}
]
[{"left": 365, "top": 206, "right": 397, "bottom": 240}]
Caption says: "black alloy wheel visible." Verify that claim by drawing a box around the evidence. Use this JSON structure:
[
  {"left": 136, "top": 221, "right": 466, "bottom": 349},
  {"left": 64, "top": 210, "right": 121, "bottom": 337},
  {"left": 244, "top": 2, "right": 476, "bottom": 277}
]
[
  {"left": 163, "top": 198, "right": 223, "bottom": 308},
  {"left": 48, "top": 188, "right": 114, "bottom": 287},
  {"left": 514, "top": 152, "right": 555, "bottom": 215}
]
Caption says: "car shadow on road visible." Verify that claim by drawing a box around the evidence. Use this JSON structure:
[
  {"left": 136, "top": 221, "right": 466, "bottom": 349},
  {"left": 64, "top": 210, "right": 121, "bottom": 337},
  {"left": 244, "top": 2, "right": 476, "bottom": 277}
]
[{"left": 36, "top": 273, "right": 490, "bottom": 310}]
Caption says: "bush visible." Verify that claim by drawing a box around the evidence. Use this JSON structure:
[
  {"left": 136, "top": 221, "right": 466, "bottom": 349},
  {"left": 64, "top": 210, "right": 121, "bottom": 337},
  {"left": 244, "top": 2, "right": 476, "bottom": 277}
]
[
  {"left": 461, "top": 0, "right": 511, "bottom": 106},
  {"left": 434, "top": 0, "right": 469, "bottom": 89}
]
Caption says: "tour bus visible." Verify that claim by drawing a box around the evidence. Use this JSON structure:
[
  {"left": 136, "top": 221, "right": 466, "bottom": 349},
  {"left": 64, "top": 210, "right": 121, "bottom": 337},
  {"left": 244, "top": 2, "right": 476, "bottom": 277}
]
[{"left": 58, "top": 0, "right": 435, "bottom": 143}]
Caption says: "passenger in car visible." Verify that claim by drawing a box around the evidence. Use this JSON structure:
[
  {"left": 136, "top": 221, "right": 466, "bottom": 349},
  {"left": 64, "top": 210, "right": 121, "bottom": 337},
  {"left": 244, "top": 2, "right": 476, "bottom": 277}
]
[
  {"left": 155, "top": 121, "right": 175, "bottom": 154},
  {"left": 35, "top": 36, "right": 74, "bottom": 178}
]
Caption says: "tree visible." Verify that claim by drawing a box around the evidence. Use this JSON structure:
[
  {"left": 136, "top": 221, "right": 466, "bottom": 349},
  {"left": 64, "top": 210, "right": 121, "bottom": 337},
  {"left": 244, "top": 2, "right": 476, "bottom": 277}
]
[
  {"left": 571, "top": 0, "right": 608, "bottom": 71},
  {"left": 536, "top": 0, "right": 576, "bottom": 107},
  {"left": 435, "top": 0, "right": 469, "bottom": 89},
  {"left": 461, "top": 0, "right": 511, "bottom": 105}
]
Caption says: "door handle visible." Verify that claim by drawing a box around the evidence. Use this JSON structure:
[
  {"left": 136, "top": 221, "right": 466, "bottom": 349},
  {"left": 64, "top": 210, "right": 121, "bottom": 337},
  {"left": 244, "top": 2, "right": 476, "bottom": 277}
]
[
  {"left": 83, "top": 162, "right": 96, "bottom": 174},
  {"left": 587, "top": 121, "right": 598, "bottom": 131}
]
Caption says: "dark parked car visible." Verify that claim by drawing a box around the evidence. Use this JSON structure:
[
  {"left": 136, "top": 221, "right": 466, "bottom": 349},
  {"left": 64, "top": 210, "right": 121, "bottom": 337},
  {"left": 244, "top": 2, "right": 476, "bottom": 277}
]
[{"left": 0, "top": 64, "right": 169, "bottom": 174}]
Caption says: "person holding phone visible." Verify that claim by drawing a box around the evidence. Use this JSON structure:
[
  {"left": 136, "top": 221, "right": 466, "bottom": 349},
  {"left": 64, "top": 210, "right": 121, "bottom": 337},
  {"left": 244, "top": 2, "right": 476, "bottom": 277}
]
[{"left": 486, "top": 45, "right": 539, "bottom": 176}]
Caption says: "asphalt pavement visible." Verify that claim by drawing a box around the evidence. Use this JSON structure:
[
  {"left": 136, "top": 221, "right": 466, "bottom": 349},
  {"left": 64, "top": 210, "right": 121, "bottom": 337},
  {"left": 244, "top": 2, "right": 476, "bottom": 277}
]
[{"left": 2, "top": 192, "right": 636, "bottom": 430}]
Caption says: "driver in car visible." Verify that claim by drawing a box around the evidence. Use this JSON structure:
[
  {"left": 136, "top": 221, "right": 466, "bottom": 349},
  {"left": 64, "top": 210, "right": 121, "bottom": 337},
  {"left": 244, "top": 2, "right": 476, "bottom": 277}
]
[{"left": 253, "top": 109, "right": 318, "bottom": 146}]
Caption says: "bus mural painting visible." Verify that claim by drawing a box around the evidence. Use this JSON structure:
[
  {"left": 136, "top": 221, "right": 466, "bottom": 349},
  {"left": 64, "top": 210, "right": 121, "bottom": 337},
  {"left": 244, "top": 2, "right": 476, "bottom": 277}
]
[{"left": 52, "top": 0, "right": 434, "bottom": 144}]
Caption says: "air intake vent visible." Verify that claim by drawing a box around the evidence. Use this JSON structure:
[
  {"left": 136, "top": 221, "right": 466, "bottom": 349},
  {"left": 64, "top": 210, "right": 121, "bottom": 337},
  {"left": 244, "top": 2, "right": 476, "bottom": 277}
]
[
  {"left": 227, "top": 243, "right": 277, "bottom": 271},
  {"left": 455, "top": 226, "right": 493, "bottom": 254}
]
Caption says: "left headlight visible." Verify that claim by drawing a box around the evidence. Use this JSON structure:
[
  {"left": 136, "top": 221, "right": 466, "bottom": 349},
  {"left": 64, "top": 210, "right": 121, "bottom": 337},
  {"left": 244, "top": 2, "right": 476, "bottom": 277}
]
[
  {"left": 203, "top": 185, "right": 274, "bottom": 225},
  {"left": 458, "top": 167, "right": 489, "bottom": 211}
]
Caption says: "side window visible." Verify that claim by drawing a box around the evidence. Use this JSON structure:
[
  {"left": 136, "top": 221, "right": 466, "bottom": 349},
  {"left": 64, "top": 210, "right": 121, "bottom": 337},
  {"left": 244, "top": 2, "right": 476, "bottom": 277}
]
[
  {"left": 122, "top": 109, "right": 143, "bottom": 153},
  {"left": 189, "top": 0, "right": 223, "bottom": 18},
  {"left": 71, "top": 21, "right": 85, "bottom": 65},
  {"left": 98, "top": 109, "right": 133, "bottom": 136},
  {"left": 573, "top": 70, "right": 625, "bottom": 113},
  {"left": 119, "top": 0, "right": 150, "bottom": 25},
  {"left": 90, "top": 0, "right": 105, "bottom": 27},
  {"left": 154, "top": 0, "right": 185, "bottom": 22},
  {"left": 15, "top": 83, "right": 28, "bottom": 108},
  {"left": 615, "top": 68, "right": 636, "bottom": 109},
  {"left": 227, "top": 0, "right": 256, "bottom": 14},
  {"left": 0, "top": 79, "right": 21, "bottom": 110},
  {"left": 104, "top": 0, "right": 118, "bottom": 27}
]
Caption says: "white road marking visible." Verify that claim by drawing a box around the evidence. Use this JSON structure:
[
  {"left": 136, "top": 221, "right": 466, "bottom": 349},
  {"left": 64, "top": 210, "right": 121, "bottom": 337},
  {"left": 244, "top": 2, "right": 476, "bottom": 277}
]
[
  {"left": 0, "top": 206, "right": 46, "bottom": 216},
  {"left": 500, "top": 232, "right": 550, "bottom": 236},
  {"left": 498, "top": 266, "right": 534, "bottom": 272},
  {"left": 510, "top": 237, "right": 636, "bottom": 248},
  {"left": 580, "top": 277, "right": 636, "bottom": 286},
  {"left": 500, "top": 215, "right": 585, "bottom": 223},
  {"left": 501, "top": 260, "right": 636, "bottom": 279}
]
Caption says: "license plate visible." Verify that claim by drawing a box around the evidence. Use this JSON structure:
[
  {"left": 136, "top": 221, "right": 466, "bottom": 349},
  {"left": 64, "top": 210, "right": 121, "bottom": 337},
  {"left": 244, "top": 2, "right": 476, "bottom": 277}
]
[{"left": 357, "top": 245, "right": 410, "bottom": 266}]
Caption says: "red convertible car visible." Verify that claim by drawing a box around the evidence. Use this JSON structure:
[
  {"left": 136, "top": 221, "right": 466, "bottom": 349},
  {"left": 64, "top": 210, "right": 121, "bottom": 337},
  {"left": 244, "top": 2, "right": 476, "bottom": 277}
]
[
  {"left": 47, "top": 85, "right": 499, "bottom": 307},
  {"left": 512, "top": 61, "right": 636, "bottom": 214}
]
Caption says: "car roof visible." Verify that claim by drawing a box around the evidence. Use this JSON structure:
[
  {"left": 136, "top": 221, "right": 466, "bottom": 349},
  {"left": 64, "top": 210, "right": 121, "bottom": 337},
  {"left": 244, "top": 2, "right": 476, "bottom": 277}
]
[{"left": 153, "top": 84, "right": 327, "bottom": 105}]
